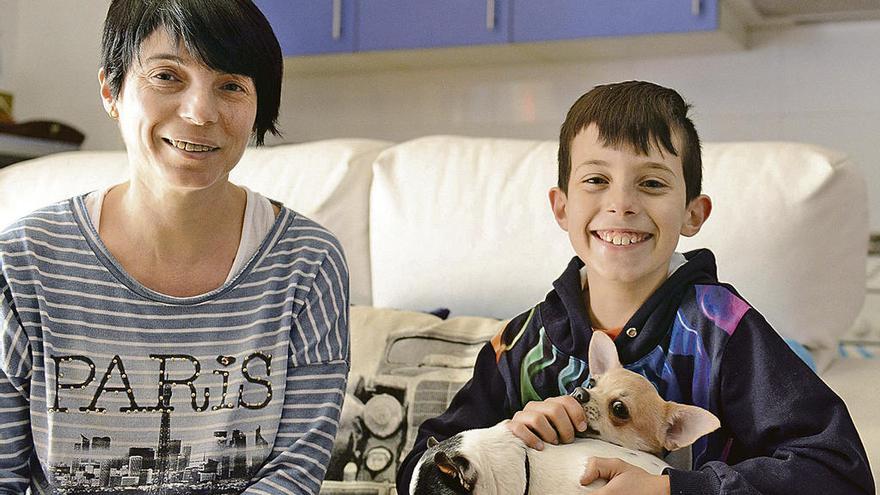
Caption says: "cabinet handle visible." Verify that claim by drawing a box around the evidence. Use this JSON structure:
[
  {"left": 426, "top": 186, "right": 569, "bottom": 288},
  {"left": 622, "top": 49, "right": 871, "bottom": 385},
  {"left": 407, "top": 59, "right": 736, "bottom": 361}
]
[
  {"left": 691, "top": 0, "right": 701, "bottom": 16},
  {"left": 486, "top": 0, "right": 496, "bottom": 31},
  {"left": 332, "top": 0, "right": 342, "bottom": 40}
]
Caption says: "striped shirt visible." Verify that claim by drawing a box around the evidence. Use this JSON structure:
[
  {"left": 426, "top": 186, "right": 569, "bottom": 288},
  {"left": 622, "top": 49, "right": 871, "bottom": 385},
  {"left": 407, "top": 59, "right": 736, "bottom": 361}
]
[{"left": 0, "top": 195, "right": 350, "bottom": 495}]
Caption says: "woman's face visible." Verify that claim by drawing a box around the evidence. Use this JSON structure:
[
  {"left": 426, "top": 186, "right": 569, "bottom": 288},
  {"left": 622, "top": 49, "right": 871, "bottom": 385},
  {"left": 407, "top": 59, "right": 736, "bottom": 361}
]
[{"left": 100, "top": 29, "right": 258, "bottom": 192}]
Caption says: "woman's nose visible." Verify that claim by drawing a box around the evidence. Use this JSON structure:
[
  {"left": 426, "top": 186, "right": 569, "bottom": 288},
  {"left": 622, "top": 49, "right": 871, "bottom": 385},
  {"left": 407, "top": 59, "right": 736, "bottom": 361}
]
[{"left": 180, "top": 86, "right": 219, "bottom": 126}]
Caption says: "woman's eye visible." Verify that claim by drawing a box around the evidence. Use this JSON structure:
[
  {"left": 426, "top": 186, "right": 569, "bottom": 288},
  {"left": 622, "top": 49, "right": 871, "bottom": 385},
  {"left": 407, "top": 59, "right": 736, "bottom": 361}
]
[
  {"left": 153, "top": 72, "right": 177, "bottom": 82},
  {"left": 223, "top": 82, "right": 245, "bottom": 92},
  {"left": 610, "top": 400, "right": 629, "bottom": 419}
]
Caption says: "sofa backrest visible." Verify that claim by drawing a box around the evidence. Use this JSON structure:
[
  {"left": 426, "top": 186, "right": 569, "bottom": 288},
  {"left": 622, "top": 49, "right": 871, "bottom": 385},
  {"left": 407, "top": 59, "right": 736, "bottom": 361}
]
[
  {"left": 0, "top": 139, "right": 391, "bottom": 305},
  {"left": 369, "top": 136, "right": 868, "bottom": 368},
  {"left": 0, "top": 136, "right": 867, "bottom": 367}
]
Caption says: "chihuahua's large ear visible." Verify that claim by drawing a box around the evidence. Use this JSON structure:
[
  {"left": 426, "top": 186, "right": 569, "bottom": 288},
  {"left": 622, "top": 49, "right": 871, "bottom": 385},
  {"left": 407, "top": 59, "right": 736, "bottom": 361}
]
[
  {"left": 662, "top": 403, "right": 721, "bottom": 452},
  {"left": 434, "top": 451, "right": 476, "bottom": 492},
  {"left": 588, "top": 331, "right": 622, "bottom": 375}
]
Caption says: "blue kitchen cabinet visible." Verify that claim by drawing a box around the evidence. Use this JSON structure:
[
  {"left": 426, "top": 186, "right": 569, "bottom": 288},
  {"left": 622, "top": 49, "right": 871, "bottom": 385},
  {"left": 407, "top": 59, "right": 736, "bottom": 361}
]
[
  {"left": 357, "top": 0, "right": 511, "bottom": 51},
  {"left": 254, "top": 0, "right": 357, "bottom": 56},
  {"left": 512, "top": 0, "right": 719, "bottom": 42}
]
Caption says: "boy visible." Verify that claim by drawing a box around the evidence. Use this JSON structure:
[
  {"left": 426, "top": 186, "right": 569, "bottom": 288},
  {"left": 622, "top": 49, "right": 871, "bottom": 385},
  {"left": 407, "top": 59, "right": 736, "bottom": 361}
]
[{"left": 396, "top": 81, "right": 873, "bottom": 494}]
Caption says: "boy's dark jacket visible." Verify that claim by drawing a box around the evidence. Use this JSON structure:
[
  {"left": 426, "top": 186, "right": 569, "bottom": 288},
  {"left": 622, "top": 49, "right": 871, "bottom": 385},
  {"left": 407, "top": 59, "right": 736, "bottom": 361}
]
[{"left": 396, "top": 249, "right": 874, "bottom": 494}]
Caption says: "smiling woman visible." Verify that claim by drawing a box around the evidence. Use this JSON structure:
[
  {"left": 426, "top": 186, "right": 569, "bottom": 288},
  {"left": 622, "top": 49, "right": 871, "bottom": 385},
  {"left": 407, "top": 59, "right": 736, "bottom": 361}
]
[{"left": 0, "top": 1, "right": 349, "bottom": 494}]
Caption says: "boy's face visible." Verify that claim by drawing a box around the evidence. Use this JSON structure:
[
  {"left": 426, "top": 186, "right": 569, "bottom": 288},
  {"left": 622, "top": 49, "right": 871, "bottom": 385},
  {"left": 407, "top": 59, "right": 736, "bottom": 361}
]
[{"left": 550, "top": 124, "right": 711, "bottom": 289}]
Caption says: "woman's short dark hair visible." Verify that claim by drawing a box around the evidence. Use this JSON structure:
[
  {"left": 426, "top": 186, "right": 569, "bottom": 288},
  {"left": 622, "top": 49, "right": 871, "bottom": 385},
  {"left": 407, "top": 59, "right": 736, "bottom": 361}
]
[
  {"left": 101, "top": 0, "right": 282, "bottom": 145},
  {"left": 557, "top": 81, "right": 702, "bottom": 203}
]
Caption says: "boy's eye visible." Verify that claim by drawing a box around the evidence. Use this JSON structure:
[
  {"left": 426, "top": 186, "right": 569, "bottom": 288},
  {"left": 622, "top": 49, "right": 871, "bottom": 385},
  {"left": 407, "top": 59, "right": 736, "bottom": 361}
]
[
  {"left": 610, "top": 400, "right": 629, "bottom": 419},
  {"left": 583, "top": 176, "right": 608, "bottom": 185},
  {"left": 641, "top": 179, "right": 667, "bottom": 189}
]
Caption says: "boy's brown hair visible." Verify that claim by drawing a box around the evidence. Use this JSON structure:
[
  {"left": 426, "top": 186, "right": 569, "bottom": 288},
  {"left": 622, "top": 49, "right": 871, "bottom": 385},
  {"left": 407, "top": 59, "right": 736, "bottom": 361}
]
[{"left": 557, "top": 81, "right": 702, "bottom": 203}]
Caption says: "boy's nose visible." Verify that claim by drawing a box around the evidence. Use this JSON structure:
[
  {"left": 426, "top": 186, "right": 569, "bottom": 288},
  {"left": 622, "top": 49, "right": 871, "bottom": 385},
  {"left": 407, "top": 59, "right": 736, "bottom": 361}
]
[
  {"left": 606, "top": 186, "right": 638, "bottom": 215},
  {"left": 571, "top": 387, "right": 590, "bottom": 404}
]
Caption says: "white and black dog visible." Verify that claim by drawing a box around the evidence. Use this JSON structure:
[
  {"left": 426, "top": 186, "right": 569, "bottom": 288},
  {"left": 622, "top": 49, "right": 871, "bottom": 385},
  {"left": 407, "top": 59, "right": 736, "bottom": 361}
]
[{"left": 409, "top": 332, "right": 720, "bottom": 494}]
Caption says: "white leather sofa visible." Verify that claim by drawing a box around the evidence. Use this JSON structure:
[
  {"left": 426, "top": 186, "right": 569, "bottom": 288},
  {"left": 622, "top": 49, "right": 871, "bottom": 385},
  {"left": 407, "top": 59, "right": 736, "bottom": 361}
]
[{"left": 0, "top": 136, "right": 875, "bottom": 493}]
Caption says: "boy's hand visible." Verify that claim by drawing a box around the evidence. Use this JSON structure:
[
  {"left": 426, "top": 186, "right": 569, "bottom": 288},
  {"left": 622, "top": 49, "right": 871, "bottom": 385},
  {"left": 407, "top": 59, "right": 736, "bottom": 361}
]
[
  {"left": 580, "top": 457, "right": 670, "bottom": 495},
  {"left": 505, "top": 395, "right": 587, "bottom": 450}
]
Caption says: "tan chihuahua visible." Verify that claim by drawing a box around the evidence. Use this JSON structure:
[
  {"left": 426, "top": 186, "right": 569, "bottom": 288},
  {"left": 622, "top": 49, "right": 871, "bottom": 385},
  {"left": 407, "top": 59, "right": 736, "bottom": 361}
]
[
  {"left": 410, "top": 331, "right": 721, "bottom": 494},
  {"left": 571, "top": 331, "right": 721, "bottom": 456}
]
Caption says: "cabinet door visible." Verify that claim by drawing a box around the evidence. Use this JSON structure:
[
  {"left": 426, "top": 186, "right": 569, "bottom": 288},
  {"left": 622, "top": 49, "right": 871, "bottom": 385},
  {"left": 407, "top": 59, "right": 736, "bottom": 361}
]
[
  {"left": 357, "top": 0, "right": 510, "bottom": 51},
  {"left": 254, "top": 0, "right": 357, "bottom": 56},
  {"left": 512, "top": 0, "right": 718, "bottom": 42}
]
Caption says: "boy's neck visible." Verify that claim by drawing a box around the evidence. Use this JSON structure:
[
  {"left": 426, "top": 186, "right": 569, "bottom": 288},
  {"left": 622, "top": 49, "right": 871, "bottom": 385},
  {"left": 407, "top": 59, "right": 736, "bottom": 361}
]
[{"left": 584, "top": 270, "right": 669, "bottom": 331}]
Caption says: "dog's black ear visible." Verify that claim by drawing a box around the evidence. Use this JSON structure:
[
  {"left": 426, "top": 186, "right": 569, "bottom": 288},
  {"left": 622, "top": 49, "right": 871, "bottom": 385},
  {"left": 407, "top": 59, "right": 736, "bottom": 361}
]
[
  {"left": 434, "top": 451, "right": 475, "bottom": 492},
  {"left": 427, "top": 436, "right": 439, "bottom": 448}
]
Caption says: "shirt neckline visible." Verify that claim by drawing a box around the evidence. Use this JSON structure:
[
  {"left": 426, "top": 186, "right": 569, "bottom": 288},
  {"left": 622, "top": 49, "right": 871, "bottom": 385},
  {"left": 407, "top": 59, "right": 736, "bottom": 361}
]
[{"left": 70, "top": 193, "right": 292, "bottom": 305}]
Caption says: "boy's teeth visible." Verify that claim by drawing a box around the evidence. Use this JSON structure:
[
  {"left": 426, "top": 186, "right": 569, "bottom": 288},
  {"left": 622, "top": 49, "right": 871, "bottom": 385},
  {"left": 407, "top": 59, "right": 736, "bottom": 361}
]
[{"left": 599, "top": 231, "right": 647, "bottom": 245}]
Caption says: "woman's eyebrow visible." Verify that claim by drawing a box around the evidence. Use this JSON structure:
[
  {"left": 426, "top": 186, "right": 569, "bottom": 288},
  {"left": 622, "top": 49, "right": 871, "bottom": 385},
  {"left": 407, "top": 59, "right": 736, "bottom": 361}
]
[{"left": 143, "top": 53, "right": 187, "bottom": 65}]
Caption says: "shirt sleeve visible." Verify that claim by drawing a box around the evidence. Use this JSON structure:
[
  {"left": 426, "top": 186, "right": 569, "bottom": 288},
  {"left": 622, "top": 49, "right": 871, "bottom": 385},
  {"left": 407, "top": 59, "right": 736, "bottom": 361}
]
[
  {"left": 244, "top": 245, "right": 350, "bottom": 495},
  {"left": 666, "top": 309, "right": 875, "bottom": 494},
  {"left": 0, "top": 278, "right": 34, "bottom": 493}
]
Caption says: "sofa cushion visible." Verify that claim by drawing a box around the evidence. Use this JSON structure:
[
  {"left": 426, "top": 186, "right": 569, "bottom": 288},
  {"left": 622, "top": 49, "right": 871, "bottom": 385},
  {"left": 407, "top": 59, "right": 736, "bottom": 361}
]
[
  {"left": 327, "top": 306, "right": 504, "bottom": 491},
  {"left": 0, "top": 138, "right": 391, "bottom": 305},
  {"left": 370, "top": 135, "right": 574, "bottom": 317},
  {"left": 369, "top": 136, "right": 868, "bottom": 370},
  {"left": 230, "top": 139, "right": 392, "bottom": 305}
]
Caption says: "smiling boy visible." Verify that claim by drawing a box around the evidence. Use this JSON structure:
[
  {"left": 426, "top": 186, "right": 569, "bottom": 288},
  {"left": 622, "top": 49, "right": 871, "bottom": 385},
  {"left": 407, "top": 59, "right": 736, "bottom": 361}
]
[{"left": 397, "top": 81, "right": 873, "bottom": 494}]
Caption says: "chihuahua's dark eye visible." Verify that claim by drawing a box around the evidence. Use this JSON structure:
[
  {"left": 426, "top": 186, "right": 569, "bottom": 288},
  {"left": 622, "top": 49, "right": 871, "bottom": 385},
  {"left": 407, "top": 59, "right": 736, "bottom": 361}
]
[
  {"left": 611, "top": 400, "right": 629, "bottom": 419},
  {"left": 586, "top": 378, "right": 596, "bottom": 389}
]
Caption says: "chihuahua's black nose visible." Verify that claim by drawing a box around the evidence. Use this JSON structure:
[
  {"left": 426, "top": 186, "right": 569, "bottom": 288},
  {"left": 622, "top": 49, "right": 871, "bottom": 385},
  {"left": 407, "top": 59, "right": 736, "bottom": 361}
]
[{"left": 571, "top": 386, "right": 590, "bottom": 404}]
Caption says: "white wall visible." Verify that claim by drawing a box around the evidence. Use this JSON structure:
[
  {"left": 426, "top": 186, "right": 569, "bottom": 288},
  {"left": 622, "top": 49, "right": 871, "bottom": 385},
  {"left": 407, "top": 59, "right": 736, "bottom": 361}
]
[
  {"left": 3, "top": 1, "right": 879, "bottom": 230},
  {"left": 273, "top": 21, "right": 880, "bottom": 231},
  {"left": 0, "top": 0, "right": 18, "bottom": 91},
  {"left": 3, "top": 0, "right": 120, "bottom": 150}
]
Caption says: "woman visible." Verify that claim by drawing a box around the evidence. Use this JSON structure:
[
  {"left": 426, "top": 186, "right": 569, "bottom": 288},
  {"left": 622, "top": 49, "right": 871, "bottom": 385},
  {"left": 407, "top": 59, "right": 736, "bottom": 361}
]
[{"left": 0, "top": 1, "right": 349, "bottom": 493}]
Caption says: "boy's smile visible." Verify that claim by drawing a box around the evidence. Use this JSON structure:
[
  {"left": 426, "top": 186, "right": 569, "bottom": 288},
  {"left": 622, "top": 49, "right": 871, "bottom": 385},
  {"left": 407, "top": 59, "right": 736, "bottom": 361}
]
[{"left": 550, "top": 124, "right": 711, "bottom": 302}]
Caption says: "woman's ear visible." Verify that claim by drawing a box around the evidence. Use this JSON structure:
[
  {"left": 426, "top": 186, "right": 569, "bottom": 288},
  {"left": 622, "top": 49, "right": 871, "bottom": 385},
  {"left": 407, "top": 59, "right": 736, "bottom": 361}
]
[
  {"left": 681, "top": 194, "right": 712, "bottom": 237},
  {"left": 549, "top": 186, "right": 569, "bottom": 232},
  {"left": 98, "top": 68, "right": 118, "bottom": 119}
]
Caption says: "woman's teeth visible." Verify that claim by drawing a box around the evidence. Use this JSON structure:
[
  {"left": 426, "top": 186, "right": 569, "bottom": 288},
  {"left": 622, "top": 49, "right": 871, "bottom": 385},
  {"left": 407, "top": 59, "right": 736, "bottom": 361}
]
[{"left": 168, "top": 139, "right": 217, "bottom": 152}]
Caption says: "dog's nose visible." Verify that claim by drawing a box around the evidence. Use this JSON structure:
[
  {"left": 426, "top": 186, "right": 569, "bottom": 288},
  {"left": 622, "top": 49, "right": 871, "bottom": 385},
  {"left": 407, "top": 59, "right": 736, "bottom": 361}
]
[{"left": 571, "top": 386, "right": 590, "bottom": 404}]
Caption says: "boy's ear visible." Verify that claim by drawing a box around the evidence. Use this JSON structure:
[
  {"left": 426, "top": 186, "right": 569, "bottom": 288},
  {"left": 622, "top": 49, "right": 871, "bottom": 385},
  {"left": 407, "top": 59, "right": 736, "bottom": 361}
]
[
  {"left": 680, "top": 194, "right": 712, "bottom": 237},
  {"left": 588, "top": 331, "right": 622, "bottom": 375},
  {"left": 662, "top": 402, "right": 721, "bottom": 452},
  {"left": 549, "top": 187, "right": 569, "bottom": 232}
]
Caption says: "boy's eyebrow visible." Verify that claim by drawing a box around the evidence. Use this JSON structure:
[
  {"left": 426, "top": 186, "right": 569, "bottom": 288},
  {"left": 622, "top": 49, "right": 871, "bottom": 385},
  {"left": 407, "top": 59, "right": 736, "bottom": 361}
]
[
  {"left": 640, "top": 162, "right": 676, "bottom": 175},
  {"left": 574, "top": 160, "right": 676, "bottom": 175}
]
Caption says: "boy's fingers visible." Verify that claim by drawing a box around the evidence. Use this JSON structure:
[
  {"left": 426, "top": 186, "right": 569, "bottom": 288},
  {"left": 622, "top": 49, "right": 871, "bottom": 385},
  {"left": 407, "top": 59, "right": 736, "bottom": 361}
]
[
  {"left": 504, "top": 418, "right": 545, "bottom": 450},
  {"left": 579, "top": 457, "right": 625, "bottom": 486},
  {"left": 557, "top": 395, "right": 589, "bottom": 433},
  {"left": 518, "top": 409, "right": 559, "bottom": 445},
  {"left": 543, "top": 396, "right": 585, "bottom": 443},
  {"left": 518, "top": 402, "right": 563, "bottom": 444}
]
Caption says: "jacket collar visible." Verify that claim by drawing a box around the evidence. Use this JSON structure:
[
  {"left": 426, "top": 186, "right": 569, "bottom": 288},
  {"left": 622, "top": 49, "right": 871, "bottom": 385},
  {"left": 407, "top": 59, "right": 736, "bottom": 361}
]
[{"left": 543, "top": 249, "right": 718, "bottom": 363}]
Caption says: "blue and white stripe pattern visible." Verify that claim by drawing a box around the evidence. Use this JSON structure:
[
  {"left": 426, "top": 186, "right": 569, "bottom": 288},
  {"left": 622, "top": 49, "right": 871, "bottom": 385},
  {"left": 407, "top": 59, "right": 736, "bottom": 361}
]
[{"left": 0, "top": 195, "right": 349, "bottom": 494}]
